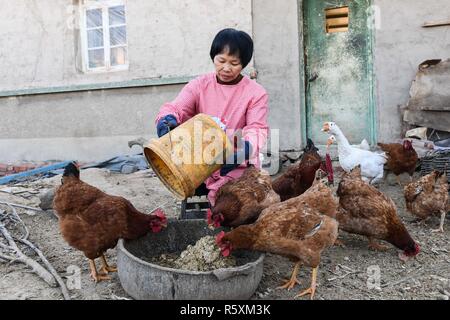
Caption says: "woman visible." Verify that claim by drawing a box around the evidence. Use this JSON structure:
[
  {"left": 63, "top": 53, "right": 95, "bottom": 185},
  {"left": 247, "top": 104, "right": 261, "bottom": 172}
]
[{"left": 155, "top": 28, "right": 269, "bottom": 206}]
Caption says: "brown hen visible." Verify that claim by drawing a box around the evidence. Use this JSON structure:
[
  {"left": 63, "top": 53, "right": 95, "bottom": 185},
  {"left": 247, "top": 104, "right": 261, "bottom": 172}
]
[
  {"left": 216, "top": 187, "right": 338, "bottom": 299},
  {"left": 272, "top": 139, "right": 332, "bottom": 201},
  {"left": 404, "top": 170, "right": 449, "bottom": 232},
  {"left": 208, "top": 165, "right": 280, "bottom": 228},
  {"left": 295, "top": 169, "right": 338, "bottom": 219},
  {"left": 53, "top": 162, "right": 167, "bottom": 282},
  {"left": 263, "top": 169, "right": 337, "bottom": 220},
  {"left": 336, "top": 166, "right": 420, "bottom": 261},
  {"left": 378, "top": 140, "right": 418, "bottom": 186}
]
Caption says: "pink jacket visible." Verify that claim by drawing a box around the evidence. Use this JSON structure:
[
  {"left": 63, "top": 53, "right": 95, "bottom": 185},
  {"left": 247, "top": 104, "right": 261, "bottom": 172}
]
[{"left": 155, "top": 72, "right": 269, "bottom": 205}]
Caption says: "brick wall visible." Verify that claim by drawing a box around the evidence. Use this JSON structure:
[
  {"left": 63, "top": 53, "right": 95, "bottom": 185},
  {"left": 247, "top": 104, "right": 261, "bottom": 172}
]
[{"left": 0, "top": 162, "right": 52, "bottom": 177}]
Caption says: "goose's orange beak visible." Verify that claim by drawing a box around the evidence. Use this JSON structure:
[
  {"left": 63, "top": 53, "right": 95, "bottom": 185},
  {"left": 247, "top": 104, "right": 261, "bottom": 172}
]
[
  {"left": 326, "top": 137, "right": 334, "bottom": 147},
  {"left": 322, "top": 122, "right": 330, "bottom": 132}
]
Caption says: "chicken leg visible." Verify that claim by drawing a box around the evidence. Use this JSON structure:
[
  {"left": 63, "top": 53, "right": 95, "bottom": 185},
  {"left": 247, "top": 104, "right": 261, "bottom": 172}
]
[
  {"left": 431, "top": 211, "right": 446, "bottom": 233},
  {"left": 277, "top": 262, "right": 301, "bottom": 290},
  {"left": 396, "top": 175, "right": 402, "bottom": 187},
  {"left": 100, "top": 254, "right": 117, "bottom": 274},
  {"left": 89, "top": 259, "right": 111, "bottom": 282},
  {"left": 334, "top": 239, "right": 346, "bottom": 247},
  {"left": 295, "top": 267, "right": 318, "bottom": 300},
  {"left": 412, "top": 217, "right": 429, "bottom": 226}
]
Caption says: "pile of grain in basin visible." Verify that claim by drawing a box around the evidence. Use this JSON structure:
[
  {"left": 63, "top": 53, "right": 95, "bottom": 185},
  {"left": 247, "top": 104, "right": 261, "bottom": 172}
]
[{"left": 150, "top": 235, "right": 236, "bottom": 271}]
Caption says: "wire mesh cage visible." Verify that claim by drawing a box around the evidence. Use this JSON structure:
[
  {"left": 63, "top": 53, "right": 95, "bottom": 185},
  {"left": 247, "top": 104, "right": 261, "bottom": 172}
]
[{"left": 420, "top": 150, "right": 450, "bottom": 186}]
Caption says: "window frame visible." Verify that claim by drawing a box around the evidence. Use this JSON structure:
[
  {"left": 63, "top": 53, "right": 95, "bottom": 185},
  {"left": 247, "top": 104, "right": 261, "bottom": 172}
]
[{"left": 79, "top": 0, "right": 129, "bottom": 73}]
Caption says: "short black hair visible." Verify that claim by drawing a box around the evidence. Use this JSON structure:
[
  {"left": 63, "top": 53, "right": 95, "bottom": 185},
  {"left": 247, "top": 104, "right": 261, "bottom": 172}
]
[{"left": 210, "top": 28, "right": 254, "bottom": 68}]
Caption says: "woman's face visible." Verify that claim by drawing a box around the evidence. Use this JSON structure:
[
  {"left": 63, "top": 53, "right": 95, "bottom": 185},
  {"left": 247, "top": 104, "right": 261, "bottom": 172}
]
[{"left": 213, "top": 49, "right": 243, "bottom": 83}]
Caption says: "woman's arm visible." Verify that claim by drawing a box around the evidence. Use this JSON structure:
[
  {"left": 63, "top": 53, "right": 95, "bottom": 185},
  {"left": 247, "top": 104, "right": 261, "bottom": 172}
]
[{"left": 155, "top": 79, "right": 200, "bottom": 125}]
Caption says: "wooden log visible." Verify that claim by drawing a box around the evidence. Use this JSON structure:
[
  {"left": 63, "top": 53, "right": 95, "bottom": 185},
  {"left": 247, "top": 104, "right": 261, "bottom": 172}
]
[
  {"left": 403, "top": 110, "right": 450, "bottom": 132},
  {"left": 0, "top": 223, "right": 56, "bottom": 287},
  {"left": 423, "top": 21, "right": 450, "bottom": 28}
]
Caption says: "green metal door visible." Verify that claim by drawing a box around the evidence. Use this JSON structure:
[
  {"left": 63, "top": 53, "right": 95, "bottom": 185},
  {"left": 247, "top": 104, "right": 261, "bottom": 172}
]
[{"left": 304, "top": 0, "right": 375, "bottom": 145}]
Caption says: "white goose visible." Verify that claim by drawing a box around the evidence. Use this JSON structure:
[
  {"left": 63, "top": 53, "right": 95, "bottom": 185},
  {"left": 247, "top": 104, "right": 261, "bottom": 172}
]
[
  {"left": 355, "top": 138, "right": 370, "bottom": 151},
  {"left": 323, "top": 122, "right": 387, "bottom": 184}
]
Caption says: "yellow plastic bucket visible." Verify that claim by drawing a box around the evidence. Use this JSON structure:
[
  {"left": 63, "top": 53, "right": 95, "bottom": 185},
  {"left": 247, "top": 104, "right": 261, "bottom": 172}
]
[{"left": 144, "top": 113, "right": 234, "bottom": 200}]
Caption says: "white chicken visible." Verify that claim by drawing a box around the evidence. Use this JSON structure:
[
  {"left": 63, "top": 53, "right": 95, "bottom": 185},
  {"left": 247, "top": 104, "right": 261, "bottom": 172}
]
[{"left": 323, "top": 123, "right": 387, "bottom": 184}]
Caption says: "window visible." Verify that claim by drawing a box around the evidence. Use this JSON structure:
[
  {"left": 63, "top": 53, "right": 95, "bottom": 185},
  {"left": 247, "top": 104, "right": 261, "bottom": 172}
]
[
  {"left": 325, "top": 6, "right": 349, "bottom": 33},
  {"left": 80, "top": 0, "right": 128, "bottom": 72}
]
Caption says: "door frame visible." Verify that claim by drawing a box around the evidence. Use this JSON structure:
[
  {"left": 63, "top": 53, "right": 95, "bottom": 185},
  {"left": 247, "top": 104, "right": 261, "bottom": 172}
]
[{"left": 299, "top": 0, "right": 377, "bottom": 147}]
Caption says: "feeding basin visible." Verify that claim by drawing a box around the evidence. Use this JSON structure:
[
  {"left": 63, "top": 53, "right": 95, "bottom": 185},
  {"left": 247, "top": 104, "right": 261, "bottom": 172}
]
[{"left": 117, "top": 219, "right": 265, "bottom": 300}]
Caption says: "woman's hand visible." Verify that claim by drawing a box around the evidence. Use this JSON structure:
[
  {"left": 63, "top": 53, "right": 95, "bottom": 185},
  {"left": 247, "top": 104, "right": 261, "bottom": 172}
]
[
  {"left": 157, "top": 114, "right": 178, "bottom": 137},
  {"left": 220, "top": 140, "right": 252, "bottom": 176}
]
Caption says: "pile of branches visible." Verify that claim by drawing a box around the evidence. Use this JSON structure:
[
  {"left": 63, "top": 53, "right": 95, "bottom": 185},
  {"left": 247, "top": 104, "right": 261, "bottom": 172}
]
[{"left": 0, "top": 202, "right": 70, "bottom": 300}]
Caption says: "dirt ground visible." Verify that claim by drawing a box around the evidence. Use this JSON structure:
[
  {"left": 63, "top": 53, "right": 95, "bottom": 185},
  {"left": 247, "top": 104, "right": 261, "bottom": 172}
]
[{"left": 0, "top": 165, "right": 449, "bottom": 300}]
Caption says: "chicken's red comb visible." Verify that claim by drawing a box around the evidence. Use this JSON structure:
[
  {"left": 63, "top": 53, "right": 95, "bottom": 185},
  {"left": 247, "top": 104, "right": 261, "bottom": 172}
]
[
  {"left": 212, "top": 213, "right": 224, "bottom": 228},
  {"left": 408, "top": 243, "right": 421, "bottom": 256},
  {"left": 215, "top": 231, "right": 226, "bottom": 245},
  {"left": 152, "top": 208, "right": 166, "bottom": 219},
  {"left": 415, "top": 243, "right": 421, "bottom": 255}
]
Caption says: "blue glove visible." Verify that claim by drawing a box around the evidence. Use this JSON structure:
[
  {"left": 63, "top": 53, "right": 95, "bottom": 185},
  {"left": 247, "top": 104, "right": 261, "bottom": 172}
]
[
  {"left": 220, "top": 140, "right": 252, "bottom": 176},
  {"left": 157, "top": 114, "right": 178, "bottom": 137}
]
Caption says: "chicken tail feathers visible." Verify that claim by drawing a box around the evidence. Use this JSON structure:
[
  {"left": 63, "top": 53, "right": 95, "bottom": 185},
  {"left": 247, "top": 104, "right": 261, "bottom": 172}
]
[
  {"left": 325, "top": 153, "right": 334, "bottom": 185},
  {"left": 304, "top": 139, "right": 319, "bottom": 153}
]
